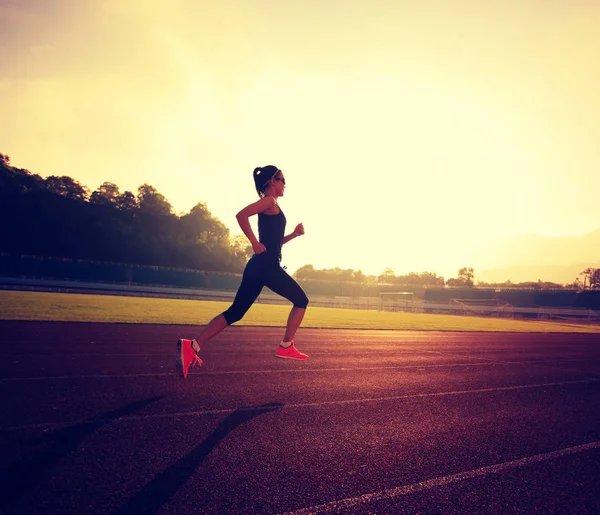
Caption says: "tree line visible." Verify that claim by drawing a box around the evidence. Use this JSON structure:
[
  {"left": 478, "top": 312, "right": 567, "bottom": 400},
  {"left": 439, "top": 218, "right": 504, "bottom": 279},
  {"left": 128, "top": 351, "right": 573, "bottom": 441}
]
[
  {"left": 293, "top": 266, "right": 483, "bottom": 287},
  {"left": 295, "top": 261, "right": 598, "bottom": 291},
  {"left": 2, "top": 152, "right": 598, "bottom": 289},
  {"left": 0, "top": 153, "right": 252, "bottom": 273}
]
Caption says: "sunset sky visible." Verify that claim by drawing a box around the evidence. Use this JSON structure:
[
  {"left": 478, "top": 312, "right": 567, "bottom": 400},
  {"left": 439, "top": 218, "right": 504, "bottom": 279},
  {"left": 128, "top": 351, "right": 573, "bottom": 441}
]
[{"left": 2, "top": 0, "right": 600, "bottom": 280}]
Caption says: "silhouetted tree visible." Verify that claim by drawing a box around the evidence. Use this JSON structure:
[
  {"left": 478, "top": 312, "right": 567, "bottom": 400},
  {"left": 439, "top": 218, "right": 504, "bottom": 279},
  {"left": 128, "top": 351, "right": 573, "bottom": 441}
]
[
  {"left": 230, "top": 234, "right": 253, "bottom": 262},
  {"left": 137, "top": 183, "right": 173, "bottom": 217},
  {"left": 579, "top": 267, "right": 599, "bottom": 289},
  {"left": 45, "top": 175, "right": 89, "bottom": 201},
  {"left": 447, "top": 267, "right": 474, "bottom": 287},
  {"left": 90, "top": 182, "right": 121, "bottom": 205},
  {"left": 115, "top": 191, "right": 138, "bottom": 213},
  {"left": 378, "top": 267, "right": 396, "bottom": 283}
]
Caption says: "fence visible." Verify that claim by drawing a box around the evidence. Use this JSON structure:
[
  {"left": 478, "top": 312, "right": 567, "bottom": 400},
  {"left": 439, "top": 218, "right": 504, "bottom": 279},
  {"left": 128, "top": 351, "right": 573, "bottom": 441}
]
[
  {"left": 2, "top": 253, "right": 600, "bottom": 319},
  {"left": 0, "top": 253, "right": 243, "bottom": 291}
]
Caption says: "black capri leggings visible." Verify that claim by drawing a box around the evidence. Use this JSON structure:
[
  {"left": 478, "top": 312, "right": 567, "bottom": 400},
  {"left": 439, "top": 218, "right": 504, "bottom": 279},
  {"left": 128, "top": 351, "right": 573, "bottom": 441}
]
[{"left": 222, "top": 257, "right": 309, "bottom": 326}]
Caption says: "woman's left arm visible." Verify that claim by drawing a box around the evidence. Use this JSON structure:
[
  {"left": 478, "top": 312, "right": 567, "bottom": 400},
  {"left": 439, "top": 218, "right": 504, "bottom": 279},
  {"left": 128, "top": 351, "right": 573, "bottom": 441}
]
[{"left": 283, "top": 223, "right": 305, "bottom": 245}]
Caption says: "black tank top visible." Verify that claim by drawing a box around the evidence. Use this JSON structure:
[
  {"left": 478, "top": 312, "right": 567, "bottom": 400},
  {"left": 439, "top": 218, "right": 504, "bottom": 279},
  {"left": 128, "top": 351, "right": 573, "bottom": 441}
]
[{"left": 257, "top": 206, "right": 286, "bottom": 262}]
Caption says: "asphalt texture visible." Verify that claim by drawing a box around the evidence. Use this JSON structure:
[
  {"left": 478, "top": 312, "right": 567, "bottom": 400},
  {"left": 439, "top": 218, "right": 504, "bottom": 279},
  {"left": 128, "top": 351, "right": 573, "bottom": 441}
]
[{"left": 1, "top": 320, "right": 600, "bottom": 514}]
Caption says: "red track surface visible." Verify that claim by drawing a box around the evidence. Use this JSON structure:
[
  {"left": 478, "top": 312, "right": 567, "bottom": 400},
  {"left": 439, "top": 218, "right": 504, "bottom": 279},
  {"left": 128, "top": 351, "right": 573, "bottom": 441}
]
[{"left": 1, "top": 321, "right": 600, "bottom": 514}]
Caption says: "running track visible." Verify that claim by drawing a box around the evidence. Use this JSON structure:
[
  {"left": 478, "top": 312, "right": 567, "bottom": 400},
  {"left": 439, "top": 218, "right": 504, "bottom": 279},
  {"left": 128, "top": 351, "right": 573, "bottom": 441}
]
[{"left": 1, "top": 321, "right": 599, "bottom": 514}]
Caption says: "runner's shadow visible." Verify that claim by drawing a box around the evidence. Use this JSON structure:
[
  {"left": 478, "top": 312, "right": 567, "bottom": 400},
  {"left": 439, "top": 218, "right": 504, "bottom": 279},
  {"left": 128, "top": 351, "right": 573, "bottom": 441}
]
[
  {"left": 112, "top": 402, "right": 284, "bottom": 515},
  {"left": 0, "top": 395, "right": 163, "bottom": 510}
]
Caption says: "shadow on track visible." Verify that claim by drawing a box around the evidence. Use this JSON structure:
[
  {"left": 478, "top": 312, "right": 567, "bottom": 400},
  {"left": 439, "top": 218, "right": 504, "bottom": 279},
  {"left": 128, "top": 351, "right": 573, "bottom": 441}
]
[
  {"left": 0, "top": 395, "right": 163, "bottom": 510},
  {"left": 111, "top": 402, "right": 284, "bottom": 515}
]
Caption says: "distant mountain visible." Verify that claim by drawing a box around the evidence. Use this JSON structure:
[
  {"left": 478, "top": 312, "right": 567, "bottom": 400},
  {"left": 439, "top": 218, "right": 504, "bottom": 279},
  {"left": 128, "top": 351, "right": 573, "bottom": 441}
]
[{"left": 477, "top": 229, "right": 600, "bottom": 284}]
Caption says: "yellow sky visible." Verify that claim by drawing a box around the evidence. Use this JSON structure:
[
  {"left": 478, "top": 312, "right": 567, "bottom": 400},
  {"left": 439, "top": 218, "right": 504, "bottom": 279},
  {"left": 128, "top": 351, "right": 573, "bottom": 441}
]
[{"left": 2, "top": 0, "right": 600, "bottom": 279}]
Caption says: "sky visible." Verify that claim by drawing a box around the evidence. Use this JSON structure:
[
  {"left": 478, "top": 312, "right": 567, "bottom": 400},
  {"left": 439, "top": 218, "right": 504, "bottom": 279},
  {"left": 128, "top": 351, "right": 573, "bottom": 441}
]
[{"left": 2, "top": 0, "right": 600, "bottom": 280}]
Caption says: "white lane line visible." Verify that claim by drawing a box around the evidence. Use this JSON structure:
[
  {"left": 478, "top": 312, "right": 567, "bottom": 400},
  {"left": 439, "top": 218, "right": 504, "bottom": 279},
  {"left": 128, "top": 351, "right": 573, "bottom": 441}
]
[
  {"left": 0, "top": 360, "right": 562, "bottom": 382},
  {"left": 418, "top": 348, "right": 600, "bottom": 379},
  {"left": 279, "top": 440, "right": 600, "bottom": 515},
  {"left": 3, "top": 357, "right": 599, "bottom": 382},
  {"left": 2, "top": 378, "right": 599, "bottom": 431},
  {"left": 429, "top": 350, "right": 600, "bottom": 378},
  {"left": 522, "top": 361, "right": 600, "bottom": 378}
]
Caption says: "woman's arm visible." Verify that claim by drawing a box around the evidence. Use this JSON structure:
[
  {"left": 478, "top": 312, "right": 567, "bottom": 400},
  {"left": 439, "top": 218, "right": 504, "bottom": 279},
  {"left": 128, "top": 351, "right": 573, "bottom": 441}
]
[
  {"left": 283, "top": 223, "right": 305, "bottom": 245},
  {"left": 236, "top": 196, "right": 275, "bottom": 253}
]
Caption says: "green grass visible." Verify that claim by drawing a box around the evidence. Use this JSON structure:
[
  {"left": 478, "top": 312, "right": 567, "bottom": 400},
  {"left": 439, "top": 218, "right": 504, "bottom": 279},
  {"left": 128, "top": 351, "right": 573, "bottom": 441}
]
[{"left": 2, "top": 290, "right": 600, "bottom": 333}]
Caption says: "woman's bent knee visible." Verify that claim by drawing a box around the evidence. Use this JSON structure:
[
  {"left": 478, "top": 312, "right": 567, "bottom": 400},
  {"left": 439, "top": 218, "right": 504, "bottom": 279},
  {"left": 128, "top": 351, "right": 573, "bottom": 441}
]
[
  {"left": 222, "top": 310, "right": 240, "bottom": 326},
  {"left": 294, "top": 295, "right": 309, "bottom": 309}
]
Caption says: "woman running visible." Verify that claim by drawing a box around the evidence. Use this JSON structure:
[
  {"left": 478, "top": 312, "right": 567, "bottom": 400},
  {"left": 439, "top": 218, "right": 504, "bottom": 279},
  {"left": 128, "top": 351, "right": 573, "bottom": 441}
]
[{"left": 177, "top": 165, "right": 310, "bottom": 378}]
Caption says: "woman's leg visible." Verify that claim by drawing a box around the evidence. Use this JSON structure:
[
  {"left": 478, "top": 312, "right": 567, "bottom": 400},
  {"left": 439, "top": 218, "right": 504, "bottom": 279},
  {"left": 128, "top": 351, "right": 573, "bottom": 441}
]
[
  {"left": 193, "top": 313, "right": 228, "bottom": 351},
  {"left": 195, "top": 275, "right": 263, "bottom": 351},
  {"left": 265, "top": 267, "right": 309, "bottom": 351},
  {"left": 177, "top": 276, "right": 263, "bottom": 378},
  {"left": 283, "top": 306, "right": 306, "bottom": 343}
]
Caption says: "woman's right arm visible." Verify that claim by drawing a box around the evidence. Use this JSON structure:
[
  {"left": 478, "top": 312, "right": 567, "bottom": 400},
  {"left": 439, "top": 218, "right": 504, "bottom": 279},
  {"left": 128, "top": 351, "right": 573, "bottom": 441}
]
[{"left": 236, "top": 196, "right": 275, "bottom": 254}]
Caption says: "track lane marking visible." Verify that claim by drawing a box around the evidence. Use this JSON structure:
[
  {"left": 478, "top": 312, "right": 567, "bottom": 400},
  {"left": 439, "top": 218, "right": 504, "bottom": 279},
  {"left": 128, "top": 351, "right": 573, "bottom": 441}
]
[
  {"left": 423, "top": 349, "right": 600, "bottom": 378},
  {"left": 279, "top": 440, "right": 600, "bottom": 514},
  {"left": 0, "top": 362, "right": 510, "bottom": 382},
  {"left": 2, "top": 377, "right": 599, "bottom": 431},
  {"left": 1, "top": 357, "right": 598, "bottom": 382}
]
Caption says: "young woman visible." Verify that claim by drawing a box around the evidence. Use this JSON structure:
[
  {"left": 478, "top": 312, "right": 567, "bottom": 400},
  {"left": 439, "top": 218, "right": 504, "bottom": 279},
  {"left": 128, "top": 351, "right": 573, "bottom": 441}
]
[{"left": 176, "top": 165, "right": 310, "bottom": 378}]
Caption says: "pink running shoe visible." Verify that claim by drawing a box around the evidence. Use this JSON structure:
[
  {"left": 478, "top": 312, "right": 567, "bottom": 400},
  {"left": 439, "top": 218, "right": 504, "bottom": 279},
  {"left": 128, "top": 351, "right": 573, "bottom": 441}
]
[
  {"left": 176, "top": 338, "right": 202, "bottom": 379},
  {"left": 275, "top": 341, "right": 309, "bottom": 360}
]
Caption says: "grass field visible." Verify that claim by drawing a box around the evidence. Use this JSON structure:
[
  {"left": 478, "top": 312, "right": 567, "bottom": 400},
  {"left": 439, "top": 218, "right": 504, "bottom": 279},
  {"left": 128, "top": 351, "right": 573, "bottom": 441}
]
[{"left": 1, "top": 290, "right": 600, "bottom": 333}]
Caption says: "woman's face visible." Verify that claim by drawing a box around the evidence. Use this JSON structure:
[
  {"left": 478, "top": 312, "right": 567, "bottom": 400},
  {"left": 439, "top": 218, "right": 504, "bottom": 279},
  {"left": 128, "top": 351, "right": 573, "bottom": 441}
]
[{"left": 271, "top": 171, "right": 286, "bottom": 197}]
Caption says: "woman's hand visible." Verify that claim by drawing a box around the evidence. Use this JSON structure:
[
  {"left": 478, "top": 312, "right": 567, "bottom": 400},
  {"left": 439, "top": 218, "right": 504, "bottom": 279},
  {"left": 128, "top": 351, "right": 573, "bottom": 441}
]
[
  {"left": 252, "top": 241, "right": 267, "bottom": 254},
  {"left": 293, "top": 223, "right": 305, "bottom": 237}
]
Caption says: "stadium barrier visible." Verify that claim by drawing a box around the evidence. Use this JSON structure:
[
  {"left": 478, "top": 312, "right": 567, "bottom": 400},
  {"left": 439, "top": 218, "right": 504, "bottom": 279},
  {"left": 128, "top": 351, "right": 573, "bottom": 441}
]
[
  {"left": 2, "top": 253, "right": 600, "bottom": 323},
  {"left": 2, "top": 275, "right": 599, "bottom": 324}
]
